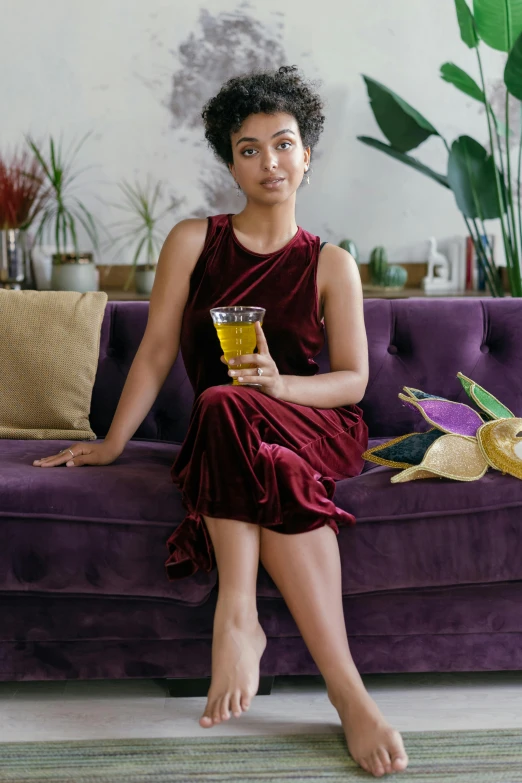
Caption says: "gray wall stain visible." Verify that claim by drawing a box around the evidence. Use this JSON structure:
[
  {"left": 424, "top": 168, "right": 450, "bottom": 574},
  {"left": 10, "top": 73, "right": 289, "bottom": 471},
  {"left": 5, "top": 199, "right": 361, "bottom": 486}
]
[
  {"left": 194, "top": 168, "right": 246, "bottom": 217},
  {"left": 166, "top": 6, "right": 289, "bottom": 213},
  {"left": 168, "top": 7, "right": 287, "bottom": 130},
  {"left": 164, "top": 5, "right": 324, "bottom": 217}
]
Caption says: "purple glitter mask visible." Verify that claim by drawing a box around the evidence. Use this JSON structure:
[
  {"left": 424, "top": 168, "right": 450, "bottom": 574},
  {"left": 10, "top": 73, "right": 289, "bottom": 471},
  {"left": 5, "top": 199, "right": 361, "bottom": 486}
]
[{"left": 398, "top": 394, "right": 484, "bottom": 438}]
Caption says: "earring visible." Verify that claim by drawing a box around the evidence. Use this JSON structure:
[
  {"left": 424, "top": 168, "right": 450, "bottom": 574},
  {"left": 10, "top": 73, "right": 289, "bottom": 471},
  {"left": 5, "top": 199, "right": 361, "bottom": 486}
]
[
  {"left": 306, "top": 168, "right": 310, "bottom": 185},
  {"left": 236, "top": 182, "right": 241, "bottom": 197}
]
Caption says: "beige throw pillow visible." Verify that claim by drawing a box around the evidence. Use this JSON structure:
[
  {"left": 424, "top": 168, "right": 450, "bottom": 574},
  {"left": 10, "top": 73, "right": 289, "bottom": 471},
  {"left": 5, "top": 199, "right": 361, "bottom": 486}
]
[{"left": 0, "top": 290, "right": 108, "bottom": 440}]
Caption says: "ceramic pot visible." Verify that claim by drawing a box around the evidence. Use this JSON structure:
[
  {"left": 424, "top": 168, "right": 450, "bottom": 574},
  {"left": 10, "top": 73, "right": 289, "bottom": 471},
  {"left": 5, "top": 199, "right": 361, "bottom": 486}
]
[
  {"left": 51, "top": 253, "right": 98, "bottom": 292},
  {"left": 135, "top": 265, "right": 156, "bottom": 295}
]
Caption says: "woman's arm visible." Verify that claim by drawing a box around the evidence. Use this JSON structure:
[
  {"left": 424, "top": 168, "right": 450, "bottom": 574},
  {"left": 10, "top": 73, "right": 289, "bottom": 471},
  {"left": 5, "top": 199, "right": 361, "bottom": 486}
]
[
  {"left": 277, "top": 245, "right": 369, "bottom": 409},
  {"left": 103, "top": 218, "right": 207, "bottom": 454}
]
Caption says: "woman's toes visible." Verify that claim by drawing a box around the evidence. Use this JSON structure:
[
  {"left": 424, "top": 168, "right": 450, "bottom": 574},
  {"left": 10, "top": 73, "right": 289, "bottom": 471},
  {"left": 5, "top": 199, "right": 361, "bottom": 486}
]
[
  {"left": 391, "top": 752, "right": 408, "bottom": 772},
  {"left": 371, "top": 753, "right": 386, "bottom": 777},
  {"left": 220, "top": 695, "right": 231, "bottom": 721},
  {"left": 201, "top": 696, "right": 221, "bottom": 727},
  {"left": 359, "top": 758, "right": 371, "bottom": 773},
  {"left": 199, "top": 705, "right": 213, "bottom": 728},
  {"left": 240, "top": 692, "right": 252, "bottom": 712},
  {"left": 377, "top": 748, "right": 393, "bottom": 774},
  {"left": 231, "top": 691, "right": 242, "bottom": 718}
]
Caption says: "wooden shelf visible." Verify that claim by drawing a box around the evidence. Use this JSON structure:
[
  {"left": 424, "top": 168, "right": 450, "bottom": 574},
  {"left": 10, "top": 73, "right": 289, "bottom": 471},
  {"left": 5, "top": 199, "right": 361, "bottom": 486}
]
[
  {"left": 104, "top": 290, "right": 151, "bottom": 301},
  {"left": 100, "top": 260, "right": 503, "bottom": 301},
  {"left": 361, "top": 286, "right": 492, "bottom": 299},
  {"left": 103, "top": 287, "right": 494, "bottom": 302}
]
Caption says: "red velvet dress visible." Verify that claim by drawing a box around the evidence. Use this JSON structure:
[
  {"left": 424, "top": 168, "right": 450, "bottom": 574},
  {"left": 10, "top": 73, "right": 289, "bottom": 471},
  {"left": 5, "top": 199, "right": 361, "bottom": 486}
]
[{"left": 164, "top": 213, "right": 368, "bottom": 580}]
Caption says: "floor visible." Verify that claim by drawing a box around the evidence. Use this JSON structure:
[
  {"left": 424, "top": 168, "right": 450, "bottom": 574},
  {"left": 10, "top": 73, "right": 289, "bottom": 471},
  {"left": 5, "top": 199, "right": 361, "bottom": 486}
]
[{"left": 1, "top": 672, "right": 521, "bottom": 742}]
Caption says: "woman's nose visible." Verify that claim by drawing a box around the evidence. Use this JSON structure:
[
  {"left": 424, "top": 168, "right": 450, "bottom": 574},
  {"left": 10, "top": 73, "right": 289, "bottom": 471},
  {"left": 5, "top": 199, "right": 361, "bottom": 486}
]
[{"left": 261, "top": 154, "right": 278, "bottom": 170}]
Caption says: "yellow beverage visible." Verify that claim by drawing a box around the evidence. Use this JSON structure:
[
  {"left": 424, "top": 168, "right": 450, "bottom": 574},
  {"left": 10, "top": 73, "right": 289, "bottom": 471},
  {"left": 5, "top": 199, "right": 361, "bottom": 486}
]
[{"left": 214, "top": 321, "right": 259, "bottom": 385}]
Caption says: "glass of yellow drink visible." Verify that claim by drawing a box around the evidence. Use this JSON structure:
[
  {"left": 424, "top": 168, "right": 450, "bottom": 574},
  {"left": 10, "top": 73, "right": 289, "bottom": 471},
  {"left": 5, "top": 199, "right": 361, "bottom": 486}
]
[{"left": 210, "top": 306, "right": 266, "bottom": 385}]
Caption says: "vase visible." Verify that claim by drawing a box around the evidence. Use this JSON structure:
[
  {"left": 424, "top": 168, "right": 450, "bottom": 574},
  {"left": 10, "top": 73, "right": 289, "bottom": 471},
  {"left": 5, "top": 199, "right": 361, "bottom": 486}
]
[
  {"left": 0, "top": 229, "right": 29, "bottom": 290},
  {"left": 135, "top": 265, "right": 156, "bottom": 295},
  {"left": 51, "top": 253, "right": 98, "bottom": 292}
]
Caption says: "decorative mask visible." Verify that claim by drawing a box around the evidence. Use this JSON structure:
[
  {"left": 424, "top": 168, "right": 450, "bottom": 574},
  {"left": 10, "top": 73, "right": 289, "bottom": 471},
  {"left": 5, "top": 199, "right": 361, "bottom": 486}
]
[{"left": 362, "top": 372, "right": 522, "bottom": 483}]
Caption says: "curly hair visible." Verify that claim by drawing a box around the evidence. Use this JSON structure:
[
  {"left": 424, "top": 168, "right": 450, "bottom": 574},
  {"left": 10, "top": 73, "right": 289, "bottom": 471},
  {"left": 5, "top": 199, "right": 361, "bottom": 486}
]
[{"left": 202, "top": 65, "right": 325, "bottom": 167}]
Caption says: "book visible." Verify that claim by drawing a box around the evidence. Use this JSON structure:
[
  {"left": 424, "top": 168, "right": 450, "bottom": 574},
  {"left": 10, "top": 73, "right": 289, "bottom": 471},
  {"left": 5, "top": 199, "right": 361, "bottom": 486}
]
[{"left": 465, "top": 235, "right": 495, "bottom": 291}]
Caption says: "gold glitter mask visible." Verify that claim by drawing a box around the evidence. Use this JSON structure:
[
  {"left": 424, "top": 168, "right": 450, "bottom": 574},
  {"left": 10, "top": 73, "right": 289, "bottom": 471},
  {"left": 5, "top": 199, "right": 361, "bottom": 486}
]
[
  {"left": 477, "top": 418, "right": 522, "bottom": 479},
  {"left": 390, "top": 434, "right": 488, "bottom": 483}
]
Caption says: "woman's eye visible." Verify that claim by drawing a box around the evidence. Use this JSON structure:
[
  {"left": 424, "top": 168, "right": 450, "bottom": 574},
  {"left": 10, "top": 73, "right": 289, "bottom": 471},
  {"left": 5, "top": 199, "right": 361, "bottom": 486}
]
[{"left": 241, "top": 142, "right": 292, "bottom": 156}]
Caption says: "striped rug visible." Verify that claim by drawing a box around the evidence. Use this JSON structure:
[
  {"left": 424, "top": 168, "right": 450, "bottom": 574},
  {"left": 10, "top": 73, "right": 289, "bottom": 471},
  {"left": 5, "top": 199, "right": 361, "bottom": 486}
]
[{"left": 0, "top": 729, "right": 521, "bottom": 782}]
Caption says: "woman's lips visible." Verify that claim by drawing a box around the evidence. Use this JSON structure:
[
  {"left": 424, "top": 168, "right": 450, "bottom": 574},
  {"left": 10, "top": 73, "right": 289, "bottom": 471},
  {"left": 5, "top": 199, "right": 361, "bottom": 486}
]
[{"left": 261, "top": 178, "right": 285, "bottom": 188}]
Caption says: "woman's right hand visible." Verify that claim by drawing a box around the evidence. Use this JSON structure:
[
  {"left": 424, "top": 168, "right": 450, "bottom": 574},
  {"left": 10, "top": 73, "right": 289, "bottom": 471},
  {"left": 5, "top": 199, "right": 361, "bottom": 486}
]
[{"left": 32, "top": 441, "right": 122, "bottom": 468}]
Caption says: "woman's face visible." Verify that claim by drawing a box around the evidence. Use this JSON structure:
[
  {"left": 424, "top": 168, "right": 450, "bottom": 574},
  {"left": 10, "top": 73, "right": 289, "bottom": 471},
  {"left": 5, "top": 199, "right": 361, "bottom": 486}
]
[{"left": 228, "top": 112, "right": 310, "bottom": 202}]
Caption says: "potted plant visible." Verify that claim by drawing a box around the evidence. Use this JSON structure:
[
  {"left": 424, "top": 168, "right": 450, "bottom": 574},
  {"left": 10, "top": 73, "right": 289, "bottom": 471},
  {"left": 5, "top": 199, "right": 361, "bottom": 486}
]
[
  {"left": 27, "top": 133, "right": 102, "bottom": 293},
  {"left": 107, "top": 178, "right": 179, "bottom": 294},
  {"left": 357, "top": 0, "right": 522, "bottom": 298},
  {"left": 0, "top": 147, "right": 47, "bottom": 289}
]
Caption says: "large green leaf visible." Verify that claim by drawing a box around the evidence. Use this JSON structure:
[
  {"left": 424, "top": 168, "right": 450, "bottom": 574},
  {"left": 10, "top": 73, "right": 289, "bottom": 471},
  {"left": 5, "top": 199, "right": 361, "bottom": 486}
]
[
  {"left": 440, "top": 63, "right": 485, "bottom": 102},
  {"left": 505, "top": 30, "right": 522, "bottom": 98},
  {"left": 454, "top": 0, "right": 479, "bottom": 47},
  {"left": 474, "top": 0, "right": 522, "bottom": 51},
  {"left": 447, "top": 135, "right": 506, "bottom": 218},
  {"left": 362, "top": 76, "right": 440, "bottom": 153},
  {"left": 357, "top": 137, "right": 450, "bottom": 188}
]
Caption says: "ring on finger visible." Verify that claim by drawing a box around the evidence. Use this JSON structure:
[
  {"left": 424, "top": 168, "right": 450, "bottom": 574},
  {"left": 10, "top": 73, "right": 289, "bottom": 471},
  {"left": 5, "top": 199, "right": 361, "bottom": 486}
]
[{"left": 257, "top": 367, "right": 263, "bottom": 376}]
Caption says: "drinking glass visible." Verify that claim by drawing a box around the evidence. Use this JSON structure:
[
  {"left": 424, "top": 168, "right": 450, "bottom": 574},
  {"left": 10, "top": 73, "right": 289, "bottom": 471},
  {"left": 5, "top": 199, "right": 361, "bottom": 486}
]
[{"left": 210, "top": 306, "right": 266, "bottom": 385}]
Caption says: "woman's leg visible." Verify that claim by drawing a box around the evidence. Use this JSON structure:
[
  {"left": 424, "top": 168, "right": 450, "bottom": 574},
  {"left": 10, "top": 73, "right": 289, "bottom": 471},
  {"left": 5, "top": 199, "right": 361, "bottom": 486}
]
[
  {"left": 199, "top": 515, "right": 267, "bottom": 728},
  {"left": 259, "top": 525, "right": 409, "bottom": 779}
]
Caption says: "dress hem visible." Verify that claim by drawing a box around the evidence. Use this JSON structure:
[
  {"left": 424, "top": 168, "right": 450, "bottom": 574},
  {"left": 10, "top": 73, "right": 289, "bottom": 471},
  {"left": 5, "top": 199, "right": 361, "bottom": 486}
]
[{"left": 164, "top": 467, "right": 356, "bottom": 581}]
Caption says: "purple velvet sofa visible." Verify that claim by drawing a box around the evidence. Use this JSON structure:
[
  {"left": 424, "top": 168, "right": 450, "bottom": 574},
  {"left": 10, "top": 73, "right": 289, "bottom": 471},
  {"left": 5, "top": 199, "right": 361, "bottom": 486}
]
[{"left": 2, "top": 297, "right": 522, "bottom": 690}]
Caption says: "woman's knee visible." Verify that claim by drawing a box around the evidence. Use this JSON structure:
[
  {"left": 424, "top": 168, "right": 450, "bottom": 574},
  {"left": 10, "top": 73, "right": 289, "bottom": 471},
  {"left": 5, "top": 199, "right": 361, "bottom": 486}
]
[{"left": 196, "top": 385, "right": 249, "bottom": 421}]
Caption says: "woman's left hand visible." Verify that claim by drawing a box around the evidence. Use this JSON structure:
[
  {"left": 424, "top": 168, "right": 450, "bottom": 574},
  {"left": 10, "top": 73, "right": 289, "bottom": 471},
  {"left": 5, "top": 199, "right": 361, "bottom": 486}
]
[{"left": 220, "top": 321, "right": 286, "bottom": 399}]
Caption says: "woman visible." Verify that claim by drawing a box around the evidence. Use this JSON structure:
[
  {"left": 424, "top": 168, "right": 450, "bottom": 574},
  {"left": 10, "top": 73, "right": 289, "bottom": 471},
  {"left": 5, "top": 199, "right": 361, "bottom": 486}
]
[{"left": 33, "top": 66, "right": 408, "bottom": 778}]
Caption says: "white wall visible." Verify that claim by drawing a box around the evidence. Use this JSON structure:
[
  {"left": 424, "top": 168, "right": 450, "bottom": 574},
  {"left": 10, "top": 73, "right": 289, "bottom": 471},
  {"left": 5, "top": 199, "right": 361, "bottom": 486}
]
[{"left": 1, "top": 0, "right": 509, "bottom": 265}]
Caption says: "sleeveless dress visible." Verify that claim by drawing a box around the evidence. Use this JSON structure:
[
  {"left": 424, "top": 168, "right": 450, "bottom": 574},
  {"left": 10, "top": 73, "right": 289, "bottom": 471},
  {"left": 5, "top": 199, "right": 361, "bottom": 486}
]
[{"left": 164, "top": 213, "right": 368, "bottom": 580}]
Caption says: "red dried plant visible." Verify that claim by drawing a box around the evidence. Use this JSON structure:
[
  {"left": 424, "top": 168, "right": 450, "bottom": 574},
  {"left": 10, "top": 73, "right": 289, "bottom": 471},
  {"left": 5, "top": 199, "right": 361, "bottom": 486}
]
[{"left": 0, "top": 148, "right": 48, "bottom": 230}]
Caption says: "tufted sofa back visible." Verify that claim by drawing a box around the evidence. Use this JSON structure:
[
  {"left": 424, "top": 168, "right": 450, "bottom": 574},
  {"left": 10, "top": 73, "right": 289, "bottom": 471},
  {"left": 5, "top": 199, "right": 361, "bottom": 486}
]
[{"left": 89, "top": 298, "right": 522, "bottom": 442}]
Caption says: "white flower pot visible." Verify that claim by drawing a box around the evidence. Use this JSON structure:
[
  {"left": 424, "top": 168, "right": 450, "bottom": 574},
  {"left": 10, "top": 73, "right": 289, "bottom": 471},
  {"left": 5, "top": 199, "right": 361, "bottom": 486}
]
[
  {"left": 135, "top": 266, "right": 156, "bottom": 295},
  {"left": 51, "top": 253, "right": 99, "bottom": 292}
]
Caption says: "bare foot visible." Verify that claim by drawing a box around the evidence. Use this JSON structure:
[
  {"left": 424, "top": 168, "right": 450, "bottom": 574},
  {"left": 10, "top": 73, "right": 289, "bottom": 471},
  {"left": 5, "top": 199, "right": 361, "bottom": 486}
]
[
  {"left": 199, "top": 616, "right": 267, "bottom": 728},
  {"left": 329, "top": 684, "right": 409, "bottom": 777}
]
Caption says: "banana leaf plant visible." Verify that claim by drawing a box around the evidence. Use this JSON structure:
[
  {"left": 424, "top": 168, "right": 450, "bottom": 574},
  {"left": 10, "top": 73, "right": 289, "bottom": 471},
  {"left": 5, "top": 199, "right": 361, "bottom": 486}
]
[{"left": 358, "top": 0, "right": 522, "bottom": 297}]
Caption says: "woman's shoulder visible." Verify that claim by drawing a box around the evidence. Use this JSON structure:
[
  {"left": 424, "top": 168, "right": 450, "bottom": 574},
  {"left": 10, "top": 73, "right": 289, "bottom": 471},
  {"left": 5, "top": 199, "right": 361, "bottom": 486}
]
[
  {"left": 171, "top": 216, "right": 210, "bottom": 239},
  {"left": 172, "top": 214, "right": 230, "bottom": 241}
]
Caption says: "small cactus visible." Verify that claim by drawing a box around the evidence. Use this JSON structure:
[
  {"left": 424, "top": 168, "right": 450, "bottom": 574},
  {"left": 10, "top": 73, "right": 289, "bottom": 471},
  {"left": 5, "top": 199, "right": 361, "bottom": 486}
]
[
  {"left": 339, "top": 239, "right": 359, "bottom": 264},
  {"left": 369, "top": 246, "right": 388, "bottom": 284},
  {"left": 383, "top": 264, "right": 408, "bottom": 288}
]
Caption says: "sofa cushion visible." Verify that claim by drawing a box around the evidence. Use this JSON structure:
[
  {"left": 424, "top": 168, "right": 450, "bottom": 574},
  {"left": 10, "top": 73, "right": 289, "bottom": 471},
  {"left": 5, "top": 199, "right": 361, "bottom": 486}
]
[
  {"left": 356, "top": 298, "right": 522, "bottom": 437},
  {"left": 0, "top": 290, "right": 107, "bottom": 441},
  {"left": 335, "top": 463, "right": 522, "bottom": 596},
  {"left": 2, "top": 438, "right": 522, "bottom": 607},
  {"left": 258, "top": 454, "right": 522, "bottom": 597},
  {"left": 0, "top": 439, "right": 216, "bottom": 606},
  {"left": 89, "top": 302, "right": 194, "bottom": 443}
]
